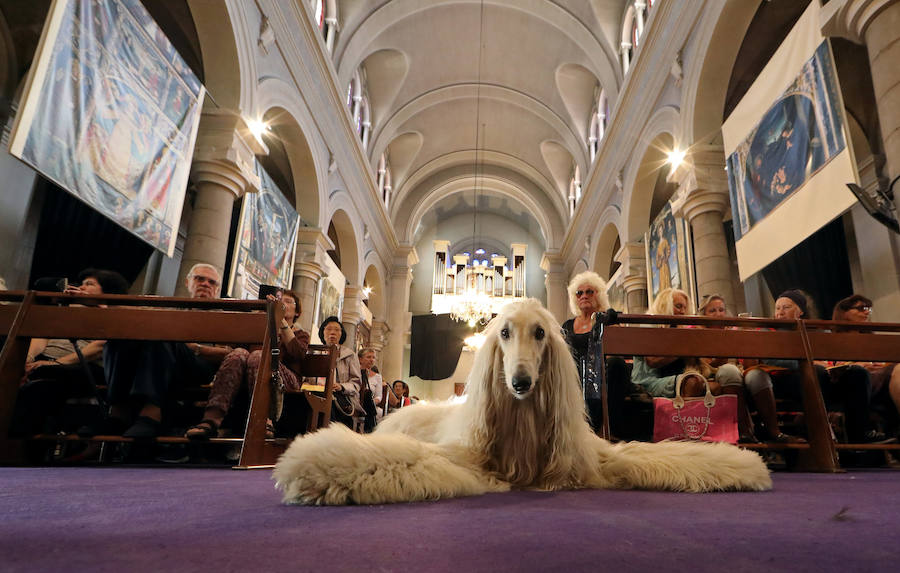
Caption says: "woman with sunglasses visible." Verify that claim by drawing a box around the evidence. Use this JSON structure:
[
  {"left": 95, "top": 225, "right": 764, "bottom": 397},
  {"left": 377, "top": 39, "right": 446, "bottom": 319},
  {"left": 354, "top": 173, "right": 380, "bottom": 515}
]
[
  {"left": 561, "top": 271, "right": 629, "bottom": 438},
  {"left": 832, "top": 295, "right": 899, "bottom": 442}
]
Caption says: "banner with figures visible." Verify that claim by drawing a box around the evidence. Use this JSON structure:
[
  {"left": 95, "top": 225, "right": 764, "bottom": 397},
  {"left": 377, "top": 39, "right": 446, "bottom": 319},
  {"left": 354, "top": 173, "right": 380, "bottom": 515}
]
[
  {"left": 312, "top": 254, "right": 345, "bottom": 345},
  {"left": 722, "top": 0, "right": 857, "bottom": 280},
  {"left": 644, "top": 201, "right": 695, "bottom": 307},
  {"left": 9, "top": 0, "right": 204, "bottom": 256},
  {"left": 228, "top": 163, "right": 301, "bottom": 300}
]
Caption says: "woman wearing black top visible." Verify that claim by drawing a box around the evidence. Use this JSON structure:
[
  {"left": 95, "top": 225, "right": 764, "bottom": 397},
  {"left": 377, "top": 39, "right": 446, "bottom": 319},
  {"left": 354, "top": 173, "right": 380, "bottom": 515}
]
[{"left": 561, "top": 271, "right": 628, "bottom": 438}]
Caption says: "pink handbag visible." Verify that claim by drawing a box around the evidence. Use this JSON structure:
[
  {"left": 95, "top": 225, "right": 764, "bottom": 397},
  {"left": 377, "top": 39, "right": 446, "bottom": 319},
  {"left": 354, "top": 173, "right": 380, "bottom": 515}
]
[{"left": 652, "top": 374, "right": 739, "bottom": 444}]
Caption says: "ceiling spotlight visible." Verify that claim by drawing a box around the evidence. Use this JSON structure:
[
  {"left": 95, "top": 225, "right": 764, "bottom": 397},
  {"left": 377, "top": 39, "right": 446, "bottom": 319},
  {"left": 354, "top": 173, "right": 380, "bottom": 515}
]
[{"left": 667, "top": 149, "right": 686, "bottom": 168}]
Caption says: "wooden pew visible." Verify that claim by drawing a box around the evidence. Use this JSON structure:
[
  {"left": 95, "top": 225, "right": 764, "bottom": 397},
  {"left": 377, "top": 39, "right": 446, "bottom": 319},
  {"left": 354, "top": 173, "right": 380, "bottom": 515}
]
[
  {"left": 0, "top": 291, "right": 270, "bottom": 464},
  {"left": 235, "top": 344, "right": 337, "bottom": 469},
  {"left": 600, "top": 314, "right": 839, "bottom": 472}
]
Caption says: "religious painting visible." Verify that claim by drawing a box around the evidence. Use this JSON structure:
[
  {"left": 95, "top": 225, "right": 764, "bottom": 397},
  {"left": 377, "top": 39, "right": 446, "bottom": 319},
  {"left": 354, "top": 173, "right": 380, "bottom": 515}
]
[
  {"left": 644, "top": 202, "right": 694, "bottom": 307},
  {"left": 311, "top": 255, "right": 345, "bottom": 344},
  {"left": 228, "top": 163, "right": 301, "bottom": 300},
  {"left": 9, "top": 0, "right": 204, "bottom": 256},
  {"left": 606, "top": 267, "right": 626, "bottom": 313},
  {"left": 727, "top": 41, "right": 846, "bottom": 241}
]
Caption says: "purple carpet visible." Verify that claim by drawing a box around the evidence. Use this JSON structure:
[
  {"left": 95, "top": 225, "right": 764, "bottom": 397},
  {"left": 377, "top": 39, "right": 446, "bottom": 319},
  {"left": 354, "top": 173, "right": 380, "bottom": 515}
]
[{"left": 1, "top": 467, "right": 897, "bottom": 572}]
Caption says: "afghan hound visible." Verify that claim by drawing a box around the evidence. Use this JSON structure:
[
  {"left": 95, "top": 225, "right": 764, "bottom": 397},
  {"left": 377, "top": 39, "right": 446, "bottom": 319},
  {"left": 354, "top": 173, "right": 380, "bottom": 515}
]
[{"left": 273, "top": 299, "right": 771, "bottom": 505}]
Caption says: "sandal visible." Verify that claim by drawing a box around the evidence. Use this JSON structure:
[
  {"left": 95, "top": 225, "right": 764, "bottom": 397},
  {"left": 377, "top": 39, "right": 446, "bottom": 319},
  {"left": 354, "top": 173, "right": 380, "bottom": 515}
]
[{"left": 185, "top": 419, "right": 220, "bottom": 440}]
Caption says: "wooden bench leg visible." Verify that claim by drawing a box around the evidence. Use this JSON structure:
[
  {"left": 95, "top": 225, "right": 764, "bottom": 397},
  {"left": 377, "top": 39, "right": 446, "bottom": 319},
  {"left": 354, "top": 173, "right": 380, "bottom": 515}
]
[
  {"left": 0, "top": 293, "right": 34, "bottom": 463},
  {"left": 235, "top": 330, "right": 284, "bottom": 469}
]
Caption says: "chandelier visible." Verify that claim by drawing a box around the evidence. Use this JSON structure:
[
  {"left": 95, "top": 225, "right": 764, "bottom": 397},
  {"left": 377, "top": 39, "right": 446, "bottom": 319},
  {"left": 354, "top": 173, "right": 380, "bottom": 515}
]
[{"left": 450, "top": 289, "right": 493, "bottom": 326}]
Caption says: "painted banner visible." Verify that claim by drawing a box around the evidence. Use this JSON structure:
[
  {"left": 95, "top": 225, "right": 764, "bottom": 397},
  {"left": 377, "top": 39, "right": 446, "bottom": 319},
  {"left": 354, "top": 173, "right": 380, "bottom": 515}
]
[
  {"left": 9, "top": 0, "right": 204, "bottom": 256},
  {"left": 645, "top": 201, "right": 695, "bottom": 307},
  {"left": 228, "top": 163, "right": 301, "bottom": 300},
  {"left": 722, "top": 0, "right": 857, "bottom": 280},
  {"left": 312, "top": 254, "right": 345, "bottom": 345}
]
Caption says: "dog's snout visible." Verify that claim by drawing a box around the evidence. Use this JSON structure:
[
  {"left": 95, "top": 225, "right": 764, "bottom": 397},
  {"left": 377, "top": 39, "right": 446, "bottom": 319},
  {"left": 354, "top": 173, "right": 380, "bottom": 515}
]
[{"left": 511, "top": 375, "right": 532, "bottom": 393}]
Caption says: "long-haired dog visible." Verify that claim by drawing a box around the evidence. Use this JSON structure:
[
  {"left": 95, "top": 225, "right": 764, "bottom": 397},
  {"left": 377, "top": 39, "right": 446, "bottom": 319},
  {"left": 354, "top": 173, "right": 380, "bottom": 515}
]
[{"left": 274, "top": 299, "right": 771, "bottom": 504}]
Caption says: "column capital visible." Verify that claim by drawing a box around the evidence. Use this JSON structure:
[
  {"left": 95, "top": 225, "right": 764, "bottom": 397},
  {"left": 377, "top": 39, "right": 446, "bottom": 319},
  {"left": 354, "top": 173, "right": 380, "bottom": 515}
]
[
  {"left": 819, "top": 0, "right": 896, "bottom": 44},
  {"left": 615, "top": 241, "right": 647, "bottom": 277},
  {"left": 191, "top": 110, "right": 267, "bottom": 198},
  {"left": 393, "top": 244, "right": 419, "bottom": 268},
  {"left": 622, "top": 273, "right": 648, "bottom": 295},
  {"left": 539, "top": 250, "right": 566, "bottom": 274}
]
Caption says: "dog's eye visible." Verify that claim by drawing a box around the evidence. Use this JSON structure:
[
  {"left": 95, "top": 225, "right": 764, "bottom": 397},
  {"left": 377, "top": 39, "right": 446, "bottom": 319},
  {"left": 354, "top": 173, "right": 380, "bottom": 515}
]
[
  {"left": 534, "top": 326, "right": 545, "bottom": 340},
  {"left": 500, "top": 327, "right": 510, "bottom": 340}
]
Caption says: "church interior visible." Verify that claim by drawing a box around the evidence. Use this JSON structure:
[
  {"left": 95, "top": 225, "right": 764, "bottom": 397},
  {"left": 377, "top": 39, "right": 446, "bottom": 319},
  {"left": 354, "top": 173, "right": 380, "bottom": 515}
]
[{"left": 1, "top": 0, "right": 899, "bottom": 570}]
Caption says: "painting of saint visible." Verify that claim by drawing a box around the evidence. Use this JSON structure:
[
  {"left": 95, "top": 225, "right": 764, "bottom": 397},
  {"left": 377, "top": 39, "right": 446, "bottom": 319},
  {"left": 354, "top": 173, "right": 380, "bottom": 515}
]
[
  {"left": 646, "top": 204, "right": 683, "bottom": 302},
  {"left": 726, "top": 41, "right": 847, "bottom": 240}
]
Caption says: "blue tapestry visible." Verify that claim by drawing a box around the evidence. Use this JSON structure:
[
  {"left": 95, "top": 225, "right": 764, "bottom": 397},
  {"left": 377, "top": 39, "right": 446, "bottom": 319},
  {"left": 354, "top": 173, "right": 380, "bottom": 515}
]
[{"left": 727, "top": 42, "right": 845, "bottom": 241}]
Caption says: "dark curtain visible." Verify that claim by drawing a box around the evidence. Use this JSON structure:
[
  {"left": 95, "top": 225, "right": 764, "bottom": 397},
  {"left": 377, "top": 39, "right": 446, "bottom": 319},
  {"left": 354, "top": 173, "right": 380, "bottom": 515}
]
[
  {"left": 760, "top": 217, "right": 853, "bottom": 319},
  {"left": 409, "top": 313, "right": 471, "bottom": 380},
  {"left": 29, "top": 180, "right": 153, "bottom": 289}
]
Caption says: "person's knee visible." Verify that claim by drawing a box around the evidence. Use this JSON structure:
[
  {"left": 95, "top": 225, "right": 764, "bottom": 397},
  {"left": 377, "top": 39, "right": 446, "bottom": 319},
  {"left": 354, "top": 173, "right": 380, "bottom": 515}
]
[
  {"left": 715, "top": 363, "right": 743, "bottom": 388},
  {"left": 247, "top": 349, "right": 262, "bottom": 367},
  {"left": 744, "top": 369, "right": 772, "bottom": 395}
]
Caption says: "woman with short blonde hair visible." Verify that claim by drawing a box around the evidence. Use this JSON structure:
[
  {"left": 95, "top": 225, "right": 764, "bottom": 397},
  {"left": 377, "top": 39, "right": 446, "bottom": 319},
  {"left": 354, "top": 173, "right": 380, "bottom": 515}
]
[{"left": 561, "top": 270, "right": 628, "bottom": 438}]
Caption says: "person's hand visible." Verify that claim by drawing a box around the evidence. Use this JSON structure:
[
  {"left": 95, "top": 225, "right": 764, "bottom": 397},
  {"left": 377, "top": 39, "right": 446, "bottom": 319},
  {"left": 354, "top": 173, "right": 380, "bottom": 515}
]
[
  {"left": 25, "top": 359, "right": 56, "bottom": 373},
  {"left": 63, "top": 284, "right": 86, "bottom": 295},
  {"left": 267, "top": 294, "right": 286, "bottom": 326}
]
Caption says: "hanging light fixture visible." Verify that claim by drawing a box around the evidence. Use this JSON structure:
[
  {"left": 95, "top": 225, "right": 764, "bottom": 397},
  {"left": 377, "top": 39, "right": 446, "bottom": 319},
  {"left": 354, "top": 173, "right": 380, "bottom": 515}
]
[{"left": 449, "top": 0, "right": 493, "bottom": 328}]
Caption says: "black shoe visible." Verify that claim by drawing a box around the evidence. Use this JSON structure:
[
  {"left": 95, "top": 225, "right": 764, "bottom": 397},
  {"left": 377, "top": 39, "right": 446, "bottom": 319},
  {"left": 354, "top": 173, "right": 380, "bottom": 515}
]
[
  {"left": 77, "top": 417, "right": 128, "bottom": 438},
  {"left": 862, "top": 430, "right": 897, "bottom": 444},
  {"left": 123, "top": 416, "right": 161, "bottom": 439},
  {"left": 156, "top": 444, "right": 189, "bottom": 464}
]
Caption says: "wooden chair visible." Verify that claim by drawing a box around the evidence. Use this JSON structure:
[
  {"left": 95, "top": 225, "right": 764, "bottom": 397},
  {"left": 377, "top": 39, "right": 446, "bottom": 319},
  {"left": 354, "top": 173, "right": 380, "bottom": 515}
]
[{"left": 235, "top": 344, "right": 337, "bottom": 469}]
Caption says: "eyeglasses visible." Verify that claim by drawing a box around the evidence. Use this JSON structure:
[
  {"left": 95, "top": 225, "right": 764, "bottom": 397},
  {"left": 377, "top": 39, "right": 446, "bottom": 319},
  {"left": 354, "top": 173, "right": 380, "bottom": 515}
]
[
  {"left": 575, "top": 289, "right": 596, "bottom": 297},
  {"left": 848, "top": 305, "right": 872, "bottom": 312},
  {"left": 192, "top": 275, "right": 219, "bottom": 287}
]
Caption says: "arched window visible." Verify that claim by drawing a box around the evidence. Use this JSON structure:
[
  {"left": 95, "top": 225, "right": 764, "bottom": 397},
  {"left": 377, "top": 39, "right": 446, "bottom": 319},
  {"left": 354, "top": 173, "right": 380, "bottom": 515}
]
[
  {"left": 598, "top": 89, "right": 608, "bottom": 140},
  {"left": 360, "top": 96, "right": 371, "bottom": 148},
  {"left": 313, "top": 0, "right": 324, "bottom": 28},
  {"left": 589, "top": 113, "right": 599, "bottom": 162},
  {"left": 621, "top": 6, "right": 636, "bottom": 74}
]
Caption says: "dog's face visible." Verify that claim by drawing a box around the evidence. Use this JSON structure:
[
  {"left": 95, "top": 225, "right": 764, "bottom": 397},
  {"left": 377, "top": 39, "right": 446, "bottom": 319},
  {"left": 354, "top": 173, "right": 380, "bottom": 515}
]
[{"left": 494, "top": 304, "right": 551, "bottom": 399}]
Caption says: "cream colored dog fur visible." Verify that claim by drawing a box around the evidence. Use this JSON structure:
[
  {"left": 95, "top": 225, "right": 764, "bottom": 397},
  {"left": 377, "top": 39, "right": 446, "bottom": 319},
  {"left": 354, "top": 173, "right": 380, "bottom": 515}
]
[{"left": 274, "top": 298, "right": 771, "bottom": 505}]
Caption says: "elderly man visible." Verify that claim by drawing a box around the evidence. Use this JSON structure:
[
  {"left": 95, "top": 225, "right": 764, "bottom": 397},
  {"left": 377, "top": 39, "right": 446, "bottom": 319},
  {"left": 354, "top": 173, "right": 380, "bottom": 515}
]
[{"left": 81, "top": 264, "right": 232, "bottom": 439}]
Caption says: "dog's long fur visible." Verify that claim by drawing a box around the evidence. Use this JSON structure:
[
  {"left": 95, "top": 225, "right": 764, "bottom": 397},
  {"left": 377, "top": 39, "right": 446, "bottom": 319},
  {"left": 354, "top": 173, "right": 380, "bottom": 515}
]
[{"left": 274, "top": 299, "right": 771, "bottom": 504}]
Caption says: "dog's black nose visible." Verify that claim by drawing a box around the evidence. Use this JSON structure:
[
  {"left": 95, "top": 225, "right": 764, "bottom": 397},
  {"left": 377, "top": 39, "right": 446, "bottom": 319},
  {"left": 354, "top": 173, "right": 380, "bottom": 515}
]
[{"left": 511, "top": 375, "right": 532, "bottom": 393}]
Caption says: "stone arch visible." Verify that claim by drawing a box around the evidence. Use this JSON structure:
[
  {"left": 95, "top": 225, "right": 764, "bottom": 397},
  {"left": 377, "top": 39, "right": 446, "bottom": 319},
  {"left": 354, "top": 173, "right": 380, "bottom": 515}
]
[
  {"left": 589, "top": 209, "right": 624, "bottom": 281},
  {"left": 336, "top": 0, "right": 619, "bottom": 104},
  {"left": 326, "top": 204, "right": 361, "bottom": 285},
  {"left": 188, "top": 1, "right": 243, "bottom": 110},
  {"left": 361, "top": 48, "right": 408, "bottom": 133},
  {"left": 555, "top": 63, "right": 600, "bottom": 142},
  {"left": 682, "top": 1, "right": 759, "bottom": 146},
  {"left": 362, "top": 261, "right": 386, "bottom": 320},
  {"left": 256, "top": 79, "right": 325, "bottom": 226},
  {"left": 622, "top": 106, "right": 680, "bottom": 241}
]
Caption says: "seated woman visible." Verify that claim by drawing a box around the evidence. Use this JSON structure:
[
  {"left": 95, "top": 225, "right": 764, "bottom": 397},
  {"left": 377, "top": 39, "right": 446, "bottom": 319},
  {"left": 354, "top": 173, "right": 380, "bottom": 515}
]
[
  {"left": 318, "top": 316, "right": 363, "bottom": 427},
  {"left": 13, "top": 268, "right": 128, "bottom": 437},
  {"left": 744, "top": 289, "right": 881, "bottom": 443},
  {"left": 185, "top": 291, "right": 310, "bottom": 439},
  {"left": 697, "top": 294, "right": 802, "bottom": 443},
  {"left": 831, "top": 294, "right": 898, "bottom": 442},
  {"left": 561, "top": 271, "right": 629, "bottom": 437},
  {"left": 386, "top": 380, "right": 412, "bottom": 414},
  {"left": 25, "top": 268, "right": 129, "bottom": 374}
]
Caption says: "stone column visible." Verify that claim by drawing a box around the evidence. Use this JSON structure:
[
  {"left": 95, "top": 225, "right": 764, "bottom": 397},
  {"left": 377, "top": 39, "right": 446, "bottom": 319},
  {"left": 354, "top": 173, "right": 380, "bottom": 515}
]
[
  {"left": 616, "top": 242, "right": 648, "bottom": 314},
  {"left": 382, "top": 246, "right": 418, "bottom": 382},
  {"left": 370, "top": 319, "right": 388, "bottom": 367},
  {"left": 822, "top": 1, "right": 900, "bottom": 215},
  {"left": 540, "top": 251, "right": 568, "bottom": 325},
  {"left": 176, "top": 111, "right": 263, "bottom": 296},
  {"left": 292, "top": 227, "right": 332, "bottom": 335},
  {"left": 669, "top": 147, "right": 735, "bottom": 309},
  {"left": 342, "top": 285, "right": 363, "bottom": 350}
]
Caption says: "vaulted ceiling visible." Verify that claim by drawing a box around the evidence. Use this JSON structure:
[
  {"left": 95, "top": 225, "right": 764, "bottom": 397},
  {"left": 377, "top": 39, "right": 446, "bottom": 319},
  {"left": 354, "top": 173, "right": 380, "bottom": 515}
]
[{"left": 333, "top": 0, "right": 629, "bottom": 251}]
